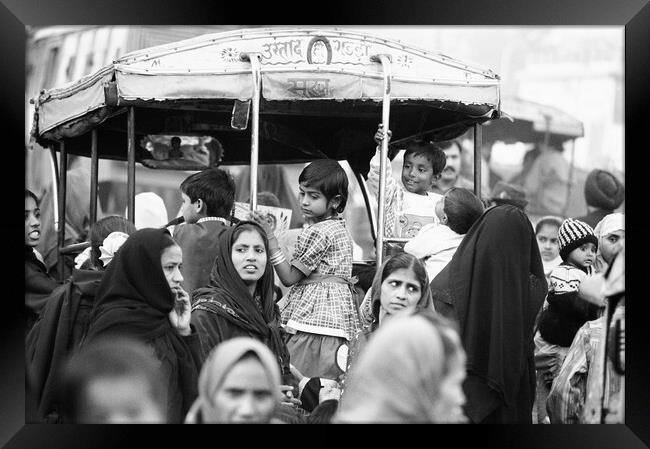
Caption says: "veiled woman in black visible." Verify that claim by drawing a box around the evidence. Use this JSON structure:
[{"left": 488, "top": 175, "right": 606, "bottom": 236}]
[
  {"left": 191, "top": 221, "right": 292, "bottom": 382},
  {"left": 83, "top": 228, "right": 200, "bottom": 423},
  {"left": 430, "top": 205, "right": 547, "bottom": 423}
]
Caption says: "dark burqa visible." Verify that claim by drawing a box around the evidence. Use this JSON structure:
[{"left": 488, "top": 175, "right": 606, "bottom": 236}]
[
  {"left": 84, "top": 228, "right": 198, "bottom": 423},
  {"left": 191, "top": 221, "right": 291, "bottom": 379},
  {"left": 25, "top": 246, "right": 60, "bottom": 331},
  {"left": 430, "top": 205, "right": 547, "bottom": 423},
  {"left": 26, "top": 269, "right": 102, "bottom": 422}
]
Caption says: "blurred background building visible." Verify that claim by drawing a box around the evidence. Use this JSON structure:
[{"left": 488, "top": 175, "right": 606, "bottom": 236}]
[{"left": 25, "top": 25, "right": 624, "bottom": 222}]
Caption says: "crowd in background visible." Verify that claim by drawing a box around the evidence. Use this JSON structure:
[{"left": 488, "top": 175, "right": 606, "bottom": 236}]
[{"left": 24, "top": 126, "right": 625, "bottom": 424}]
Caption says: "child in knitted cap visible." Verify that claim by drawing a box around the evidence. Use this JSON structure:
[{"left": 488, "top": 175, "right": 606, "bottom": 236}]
[
  {"left": 533, "top": 218, "right": 603, "bottom": 422},
  {"left": 538, "top": 218, "right": 601, "bottom": 347}
]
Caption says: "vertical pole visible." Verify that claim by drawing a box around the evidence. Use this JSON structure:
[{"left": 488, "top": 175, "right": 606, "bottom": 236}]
[
  {"left": 473, "top": 123, "right": 482, "bottom": 200},
  {"left": 58, "top": 141, "right": 68, "bottom": 282},
  {"left": 241, "top": 53, "right": 261, "bottom": 212},
  {"left": 543, "top": 115, "right": 551, "bottom": 150},
  {"left": 90, "top": 129, "right": 99, "bottom": 226},
  {"left": 563, "top": 138, "right": 577, "bottom": 217},
  {"left": 48, "top": 145, "right": 59, "bottom": 229},
  {"left": 371, "top": 54, "right": 392, "bottom": 270},
  {"left": 127, "top": 107, "right": 135, "bottom": 223}
]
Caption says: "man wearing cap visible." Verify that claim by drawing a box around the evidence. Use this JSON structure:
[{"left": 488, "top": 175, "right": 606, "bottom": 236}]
[{"left": 575, "top": 169, "right": 625, "bottom": 228}]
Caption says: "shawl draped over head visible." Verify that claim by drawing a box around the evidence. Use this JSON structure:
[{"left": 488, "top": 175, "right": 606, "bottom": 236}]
[
  {"left": 132, "top": 191, "right": 169, "bottom": 230},
  {"left": 185, "top": 337, "right": 282, "bottom": 423},
  {"left": 333, "top": 315, "right": 446, "bottom": 423},
  {"left": 368, "top": 254, "right": 434, "bottom": 331},
  {"left": 430, "top": 205, "right": 547, "bottom": 423},
  {"left": 593, "top": 212, "right": 624, "bottom": 240},
  {"left": 191, "top": 221, "right": 291, "bottom": 375},
  {"left": 86, "top": 228, "right": 179, "bottom": 340},
  {"left": 593, "top": 212, "right": 624, "bottom": 272},
  {"left": 84, "top": 228, "right": 198, "bottom": 416}
]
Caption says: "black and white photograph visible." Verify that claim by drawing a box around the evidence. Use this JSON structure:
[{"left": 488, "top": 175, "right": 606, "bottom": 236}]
[{"left": 5, "top": 6, "right": 647, "bottom": 447}]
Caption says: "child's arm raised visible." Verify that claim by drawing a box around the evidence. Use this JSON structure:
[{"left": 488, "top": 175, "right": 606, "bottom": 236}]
[
  {"left": 367, "top": 124, "right": 398, "bottom": 199},
  {"left": 249, "top": 211, "right": 306, "bottom": 286}
]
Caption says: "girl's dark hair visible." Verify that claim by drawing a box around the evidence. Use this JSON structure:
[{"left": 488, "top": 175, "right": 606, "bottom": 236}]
[
  {"left": 306, "top": 399, "right": 339, "bottom": 424},
  {"left": 298, "top": 160, "right": 348, "bottom": 213},
  {"left": 369, "top": 253, "right": 432, "bottom": 327},
  {"left": 59, "top": 336, "right": 166, "bottom": 423},
  {"left": 443, "top": 187, "right": 485, "bottom": 235},
  {"left": 89, "top": 216, "right": 137, "bottom": 270},
  {"left": 25, "top": 189, "right": 39, "bottom": 205},
  {"left": 404, "top": 140, "right": 447, "bottom": 175},
  {"left": 535, "top": 216, "right": 563, "bottom": 235}
]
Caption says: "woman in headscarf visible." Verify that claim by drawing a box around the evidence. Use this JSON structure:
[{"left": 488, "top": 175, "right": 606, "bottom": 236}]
[
  {"left": 333, "top": 312, "right": 467, "bottom": 423},
  {"left": 358, "top": 253, "right": 434, "bottom": 331},
  {"left": 592, "top": 212, "right": 624, "bottom": 274},
  {"left": 430, "top": 204, "right": 547, "bottom": 423},
  {"left": 26, "top": 216, "right": 136, "bottom": 423},
  {"left": 293, "top": 253, "right": 434, "bottom": 413},
  {"left": 132, "top": 191, "right": 169, "bottom": 230},
  {"left": 185, "top": 337, "right": 282, "bottom": 424},
  {"left": 83, "top": 228, "right": 200, "bottom": 423},
  {"left": 191, "top": 221, "right": 291, "bottom": 382}
]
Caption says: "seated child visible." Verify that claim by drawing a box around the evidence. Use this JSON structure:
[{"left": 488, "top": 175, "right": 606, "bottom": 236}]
[
  {"left": 404, "top": 187, "right": 484, "bottom": 282},
  {"left": 173, "top": 168, "right": 235, "bottom": 293},
  {"left": 367, "top": 125, "right": 447, "bottom": 241}
]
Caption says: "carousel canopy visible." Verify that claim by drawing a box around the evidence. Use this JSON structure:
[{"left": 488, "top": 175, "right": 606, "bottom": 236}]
[{"left": 32, "top": 28, "right": 501, "bottom": 172}]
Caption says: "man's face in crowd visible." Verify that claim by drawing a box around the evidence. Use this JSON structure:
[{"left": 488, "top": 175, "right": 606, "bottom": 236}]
[{"left": 440, "top": 144, "right": 461, "bottom": 182}]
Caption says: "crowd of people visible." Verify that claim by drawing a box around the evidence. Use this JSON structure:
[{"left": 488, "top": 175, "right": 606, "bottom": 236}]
[{"left": 24, "top": 124, "right": 625, "bottom": 424}]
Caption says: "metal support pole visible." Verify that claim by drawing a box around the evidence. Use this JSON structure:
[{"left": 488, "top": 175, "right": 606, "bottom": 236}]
[
  {"left": 563, "top": 138, "right": 577, "bottom": 217},
  {"left": 48, "top": 146, "right": 59, "bottom": 229},
  {"left": 90, "top": 129, "right": 99, "bottom": 226},
  {"left": 473, "top": 123, "right": 482, "bottom": 199},
  {"left": 371, "top": 54, "right": 392, "bottom": 269},
  {"left": 58, "top": 141, "right": 68, "bottom": 282},
  {"left": 356, "top": 172, "right": 377, "bottom": 244},
  {"left": 127, "top": 107, "right": 136, "bottom": 223},
  {"left": 241, "top": 52, "right": 262, "bottom": 212},
  {"left": 543, "top": 115, "right": 551, "bottom": 150}
]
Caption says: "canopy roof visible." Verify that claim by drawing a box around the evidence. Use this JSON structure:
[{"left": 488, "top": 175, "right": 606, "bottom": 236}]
[
  {"left": 482, "top": 96, "right": 584, "bottom": 145},
  {"left": 32, "top": 28, "right": 501, "bottom": 172}
]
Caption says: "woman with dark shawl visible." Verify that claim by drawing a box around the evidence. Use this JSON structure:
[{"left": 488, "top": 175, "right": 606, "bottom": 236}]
[
  {"left": 191, "top": 221, "right": 292, "bottom": 383},
  {"left": 26, "top": 216, "right": 136, "bottom": 423},
  {"left": 83, "top": 228, "right": 200, "bottom": 423},
  {"left": 430, "top": 204, "right": 547, "bottom": 423}
]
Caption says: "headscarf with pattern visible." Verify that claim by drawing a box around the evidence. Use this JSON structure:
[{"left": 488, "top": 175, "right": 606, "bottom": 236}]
[{"left": 191, "top": 221, "right": 290, "bottom": 376}]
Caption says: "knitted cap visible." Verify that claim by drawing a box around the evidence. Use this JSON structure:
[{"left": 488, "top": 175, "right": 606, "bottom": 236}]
[
  {"left": 584, "top": 169, "right": 625, "bottom": 210},
  {"left": 558, "top": 218, "right": 598, "bottom": 261}
]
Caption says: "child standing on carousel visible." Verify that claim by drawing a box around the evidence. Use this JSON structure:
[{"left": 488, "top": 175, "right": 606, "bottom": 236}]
[{"left": 251, "top": 159, "right": 360, "bottom": 381}]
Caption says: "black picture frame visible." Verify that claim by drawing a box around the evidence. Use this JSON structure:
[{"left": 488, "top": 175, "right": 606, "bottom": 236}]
[{"left": 5, "top": 0, "right": 647, "bottom": 447}]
